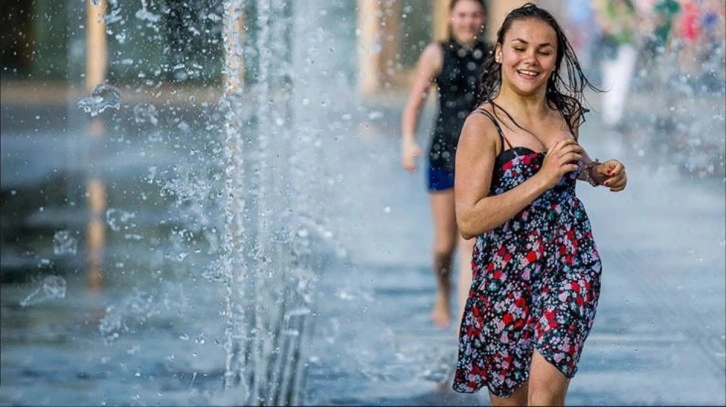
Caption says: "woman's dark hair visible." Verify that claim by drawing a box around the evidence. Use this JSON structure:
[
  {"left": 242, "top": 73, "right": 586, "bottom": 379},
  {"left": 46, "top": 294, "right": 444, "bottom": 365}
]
[
  {"left": 478, "top": 2, "right": 601, "bottom": 131},
  {"left": 447, "top": 0, "right": 488, "bottom": 41}
]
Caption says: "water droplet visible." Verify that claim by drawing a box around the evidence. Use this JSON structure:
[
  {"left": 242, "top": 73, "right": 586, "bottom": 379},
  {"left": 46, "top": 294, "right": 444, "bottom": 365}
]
[
  {"left": 76, "top": 84, "right": 122, "bottom": 117},
  {"left": 53, "top": 230, "right": 78, "bottom": 255},
  {"left": 368, "top": 110, "right": 384, "bottom": 120},
  {"left": 106, "top": 208, "right": 136, "bottom": 232},
  {"left": 133, "top": 103, "right": 158, "bottom": 125},
  {"left": 19, "top": 275, "right": 67, "bottom": 307}
]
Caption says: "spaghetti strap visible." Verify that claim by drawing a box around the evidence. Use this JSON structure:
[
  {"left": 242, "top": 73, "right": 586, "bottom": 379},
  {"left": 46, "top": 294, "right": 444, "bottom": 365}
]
[{"left": 473, "top": 108, "right": 513, "bottom": 150}]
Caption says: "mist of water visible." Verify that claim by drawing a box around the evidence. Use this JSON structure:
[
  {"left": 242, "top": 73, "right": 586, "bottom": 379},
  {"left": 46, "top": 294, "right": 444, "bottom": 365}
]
[{"left": 219, "top": 1, "right": 316, "bottom": 405}]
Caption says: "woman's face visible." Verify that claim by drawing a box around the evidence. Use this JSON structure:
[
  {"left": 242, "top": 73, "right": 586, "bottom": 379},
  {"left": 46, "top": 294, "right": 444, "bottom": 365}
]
[
  {"left": 496, "top": 18, "right": 558, "bottom": 96},
  {"left": 450, "top": 0, "right": 486, "bottom": 43}
]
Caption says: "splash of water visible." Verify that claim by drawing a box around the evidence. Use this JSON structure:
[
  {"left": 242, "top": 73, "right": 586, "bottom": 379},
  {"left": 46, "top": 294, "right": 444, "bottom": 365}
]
[
  {"left": 219, "top": 1, "right": 319, "bottom": 405},
  {"left": 53, "top": 230, "right": 78, "bottom": 255},
  {"left": 76, "top": 83, "right": 121, "bottom": 117},
  {"left": 133, "top": 103, "right": 159, "bottom": 125},
  {"left": 106, "top": 208, "right": 136, "bottom": 232},
  {"left": 19, "top": 275, "right": 67, "bottom": 307}
]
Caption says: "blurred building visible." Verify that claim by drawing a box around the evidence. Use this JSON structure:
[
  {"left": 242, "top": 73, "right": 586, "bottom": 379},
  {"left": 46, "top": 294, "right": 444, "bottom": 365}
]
[{"left": 1, "top": 0, "right": 566, "bottom": 101}]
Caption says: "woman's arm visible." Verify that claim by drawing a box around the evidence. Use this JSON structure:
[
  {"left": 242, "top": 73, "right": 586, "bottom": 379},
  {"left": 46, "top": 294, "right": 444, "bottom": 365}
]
[
  {"left": 455, "top": 114, "right": 549, "bottom": 239},
  {"left": 401, "top": 43, "right": 443, "bottom": 172},
  {"left": 402, "top": 43, "right": 442, "bottom": 143}
]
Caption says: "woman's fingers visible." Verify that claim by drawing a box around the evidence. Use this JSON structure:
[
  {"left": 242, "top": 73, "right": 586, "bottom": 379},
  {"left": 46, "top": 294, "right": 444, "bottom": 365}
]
[
  {"left": 600, "top": 160, "right": 627, "bottom": 191},
  {"left": 401, "top": 143, "right": 423, "bottom": 172},
  {"left": 609, "top": 173, "right": 627, "bottom": 190},
  {"left": 542, "top": 139, "right": 584, "bottom": 180},
  {"left": 551, "top": 140, "right": 583, "bottom": 163}
]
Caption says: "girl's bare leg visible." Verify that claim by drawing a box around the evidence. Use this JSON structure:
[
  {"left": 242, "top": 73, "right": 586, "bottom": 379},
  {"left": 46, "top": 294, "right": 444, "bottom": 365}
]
[
  {"left": 428, "top": 190, "right": 458, "bottom": 327},
  {"left": 528, "top": 350, "right": 570, "bottom": 406},
  {"left": 489, "top": 382, "right": 528, "bottom": 406}
]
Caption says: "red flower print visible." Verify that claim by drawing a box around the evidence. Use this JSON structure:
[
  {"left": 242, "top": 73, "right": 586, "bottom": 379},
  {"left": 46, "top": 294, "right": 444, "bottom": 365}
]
[{"left": 514, "top": 297, "right": 526, "bottom": 307}]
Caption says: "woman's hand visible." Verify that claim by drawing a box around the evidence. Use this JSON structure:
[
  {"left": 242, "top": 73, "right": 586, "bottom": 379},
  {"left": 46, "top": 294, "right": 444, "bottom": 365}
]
[
  {"left": 593, "top": 159, "right": 627, "bottom": 192},
  {"left": 538, "top": 139, "right": 584, "bottom": 189},
  {"left": 401, "top": 139, "right": 423, "bottom": 173}
]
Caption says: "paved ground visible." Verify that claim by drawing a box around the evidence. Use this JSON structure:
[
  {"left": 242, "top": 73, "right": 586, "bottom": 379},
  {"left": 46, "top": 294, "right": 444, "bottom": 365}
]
[
  {"left": 303, "top": 101, "right": 726, "bottom": 405},
  {"left": 1, "top": 88, "right": 724, "bottom": 406}
]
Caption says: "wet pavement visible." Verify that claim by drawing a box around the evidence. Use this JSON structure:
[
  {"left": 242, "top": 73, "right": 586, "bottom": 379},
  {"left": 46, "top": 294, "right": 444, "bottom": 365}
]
[
  {"left": 1, "top": 93, "right": 725, "bottom": 406},
  {"left": 302, "top": 105, "right": 726, "bottom": 405}
]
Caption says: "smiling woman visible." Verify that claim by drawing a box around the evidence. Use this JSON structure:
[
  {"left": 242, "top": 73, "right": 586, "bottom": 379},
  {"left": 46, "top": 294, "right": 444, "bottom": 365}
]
[
  {"left": 399, "top": 0, "right": 493, "bottom": 331},
  {"left": 451, "top": 3, "right": 628, "bottom": 406}
]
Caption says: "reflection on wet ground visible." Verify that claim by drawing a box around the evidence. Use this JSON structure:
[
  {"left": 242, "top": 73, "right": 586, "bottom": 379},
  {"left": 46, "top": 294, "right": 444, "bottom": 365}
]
[{"left": 1, "top": 95, "right": 725, "bottom": 406}]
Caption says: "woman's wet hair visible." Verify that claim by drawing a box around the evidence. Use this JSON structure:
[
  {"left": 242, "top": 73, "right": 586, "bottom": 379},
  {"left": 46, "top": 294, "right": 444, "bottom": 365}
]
[{"left": 478, "top": 2, "right": 601, "bottom": 131}]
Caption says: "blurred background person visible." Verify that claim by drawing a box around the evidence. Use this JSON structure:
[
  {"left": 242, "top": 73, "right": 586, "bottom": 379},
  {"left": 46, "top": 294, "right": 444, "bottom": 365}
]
[
  {"left": 638, "top": 0, "right": 681, "bottom": 91},
  {"left": 698, "top": 0, "right": 726, "bottom": 90},
  {"left": 400, "top": 0, "right": 493, "bottom": 329},
  {"left": 564, "top": 0, "right": 598, "bottom": 78},
  {"left": 592, "top": 0, "right": 641, "bottom": 133}
]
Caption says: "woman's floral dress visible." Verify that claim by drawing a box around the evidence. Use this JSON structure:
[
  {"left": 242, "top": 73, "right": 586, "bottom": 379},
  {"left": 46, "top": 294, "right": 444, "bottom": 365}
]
[{"left": 452, "top": 110, "right": 602, "bottom": 398}]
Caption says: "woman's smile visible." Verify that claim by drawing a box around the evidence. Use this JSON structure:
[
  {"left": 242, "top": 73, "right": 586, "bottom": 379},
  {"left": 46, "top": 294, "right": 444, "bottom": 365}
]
[{"left": 516, "top": 68, "right": 542, "bottom": 80}]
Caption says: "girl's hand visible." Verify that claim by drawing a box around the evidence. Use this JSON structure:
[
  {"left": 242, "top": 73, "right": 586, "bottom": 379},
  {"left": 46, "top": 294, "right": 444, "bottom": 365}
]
[
  {"left": 594, "top": 159, "right": 627, "bottom": 192},
  {"left": 401, "top": 139, "right": 423, "bottom": 173},
  {"left": 539, "top": 139, "right": 584, "bottom": 188}
]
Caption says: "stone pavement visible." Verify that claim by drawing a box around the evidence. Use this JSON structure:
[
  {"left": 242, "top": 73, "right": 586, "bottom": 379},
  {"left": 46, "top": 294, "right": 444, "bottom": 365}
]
[{"left": 304, "top": 101, "right": 726, "bottom": 405}]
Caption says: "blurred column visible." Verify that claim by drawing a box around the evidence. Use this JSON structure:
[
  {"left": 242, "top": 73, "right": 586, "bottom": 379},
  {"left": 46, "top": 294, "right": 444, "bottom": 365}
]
[
  {"left": 223, "top": 1, "right": 245, "bottom": 92},
  {"left": 433, "top": 0, "right": 450, "bottom": 42},
  {"left": 379, "top": 0, "right": 402, "bottom": 90},
  {"left": 85, "top": 0, "right": 107, "bottom": 291},
  {"left": 357, "top": 0, "right": 382, "bottom": 95},
  {"left": 357, "top": 0, "right": 403, "bottom": 95}
]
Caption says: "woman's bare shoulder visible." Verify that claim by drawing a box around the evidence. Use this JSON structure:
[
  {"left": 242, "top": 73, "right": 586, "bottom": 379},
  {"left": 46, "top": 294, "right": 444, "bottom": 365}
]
[
  {"left": 417, "top": 42, "right": 444, "bottom": 69},
  {"left": 460, "top": 103, "right": 500, "bottom": 149}
]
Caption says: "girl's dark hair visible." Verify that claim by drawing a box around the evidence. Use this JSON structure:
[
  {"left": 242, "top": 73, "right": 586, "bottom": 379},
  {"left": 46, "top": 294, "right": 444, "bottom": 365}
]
[
  {"left": 447, "top": 0, "right": 488, "bottom": 41},
  {"left": 478, "top": 2, "right": 601, "bottom": 132}
]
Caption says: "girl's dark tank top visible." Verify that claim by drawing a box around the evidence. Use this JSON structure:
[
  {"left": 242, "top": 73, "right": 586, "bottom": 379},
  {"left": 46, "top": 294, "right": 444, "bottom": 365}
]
[{"left": 429, "top": 39, "right": 492, "bottom": 172}]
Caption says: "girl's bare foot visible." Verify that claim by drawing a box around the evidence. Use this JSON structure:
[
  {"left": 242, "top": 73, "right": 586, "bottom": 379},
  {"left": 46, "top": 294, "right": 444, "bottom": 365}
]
[{"left": 431, "top": 290, "right": 451, "bottom": 327}]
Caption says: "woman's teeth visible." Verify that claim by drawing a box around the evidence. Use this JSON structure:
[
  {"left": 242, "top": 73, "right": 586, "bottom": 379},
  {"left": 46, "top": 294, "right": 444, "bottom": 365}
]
[{"left": 518, "top": 69, "right": 539, "bottom": 77}]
